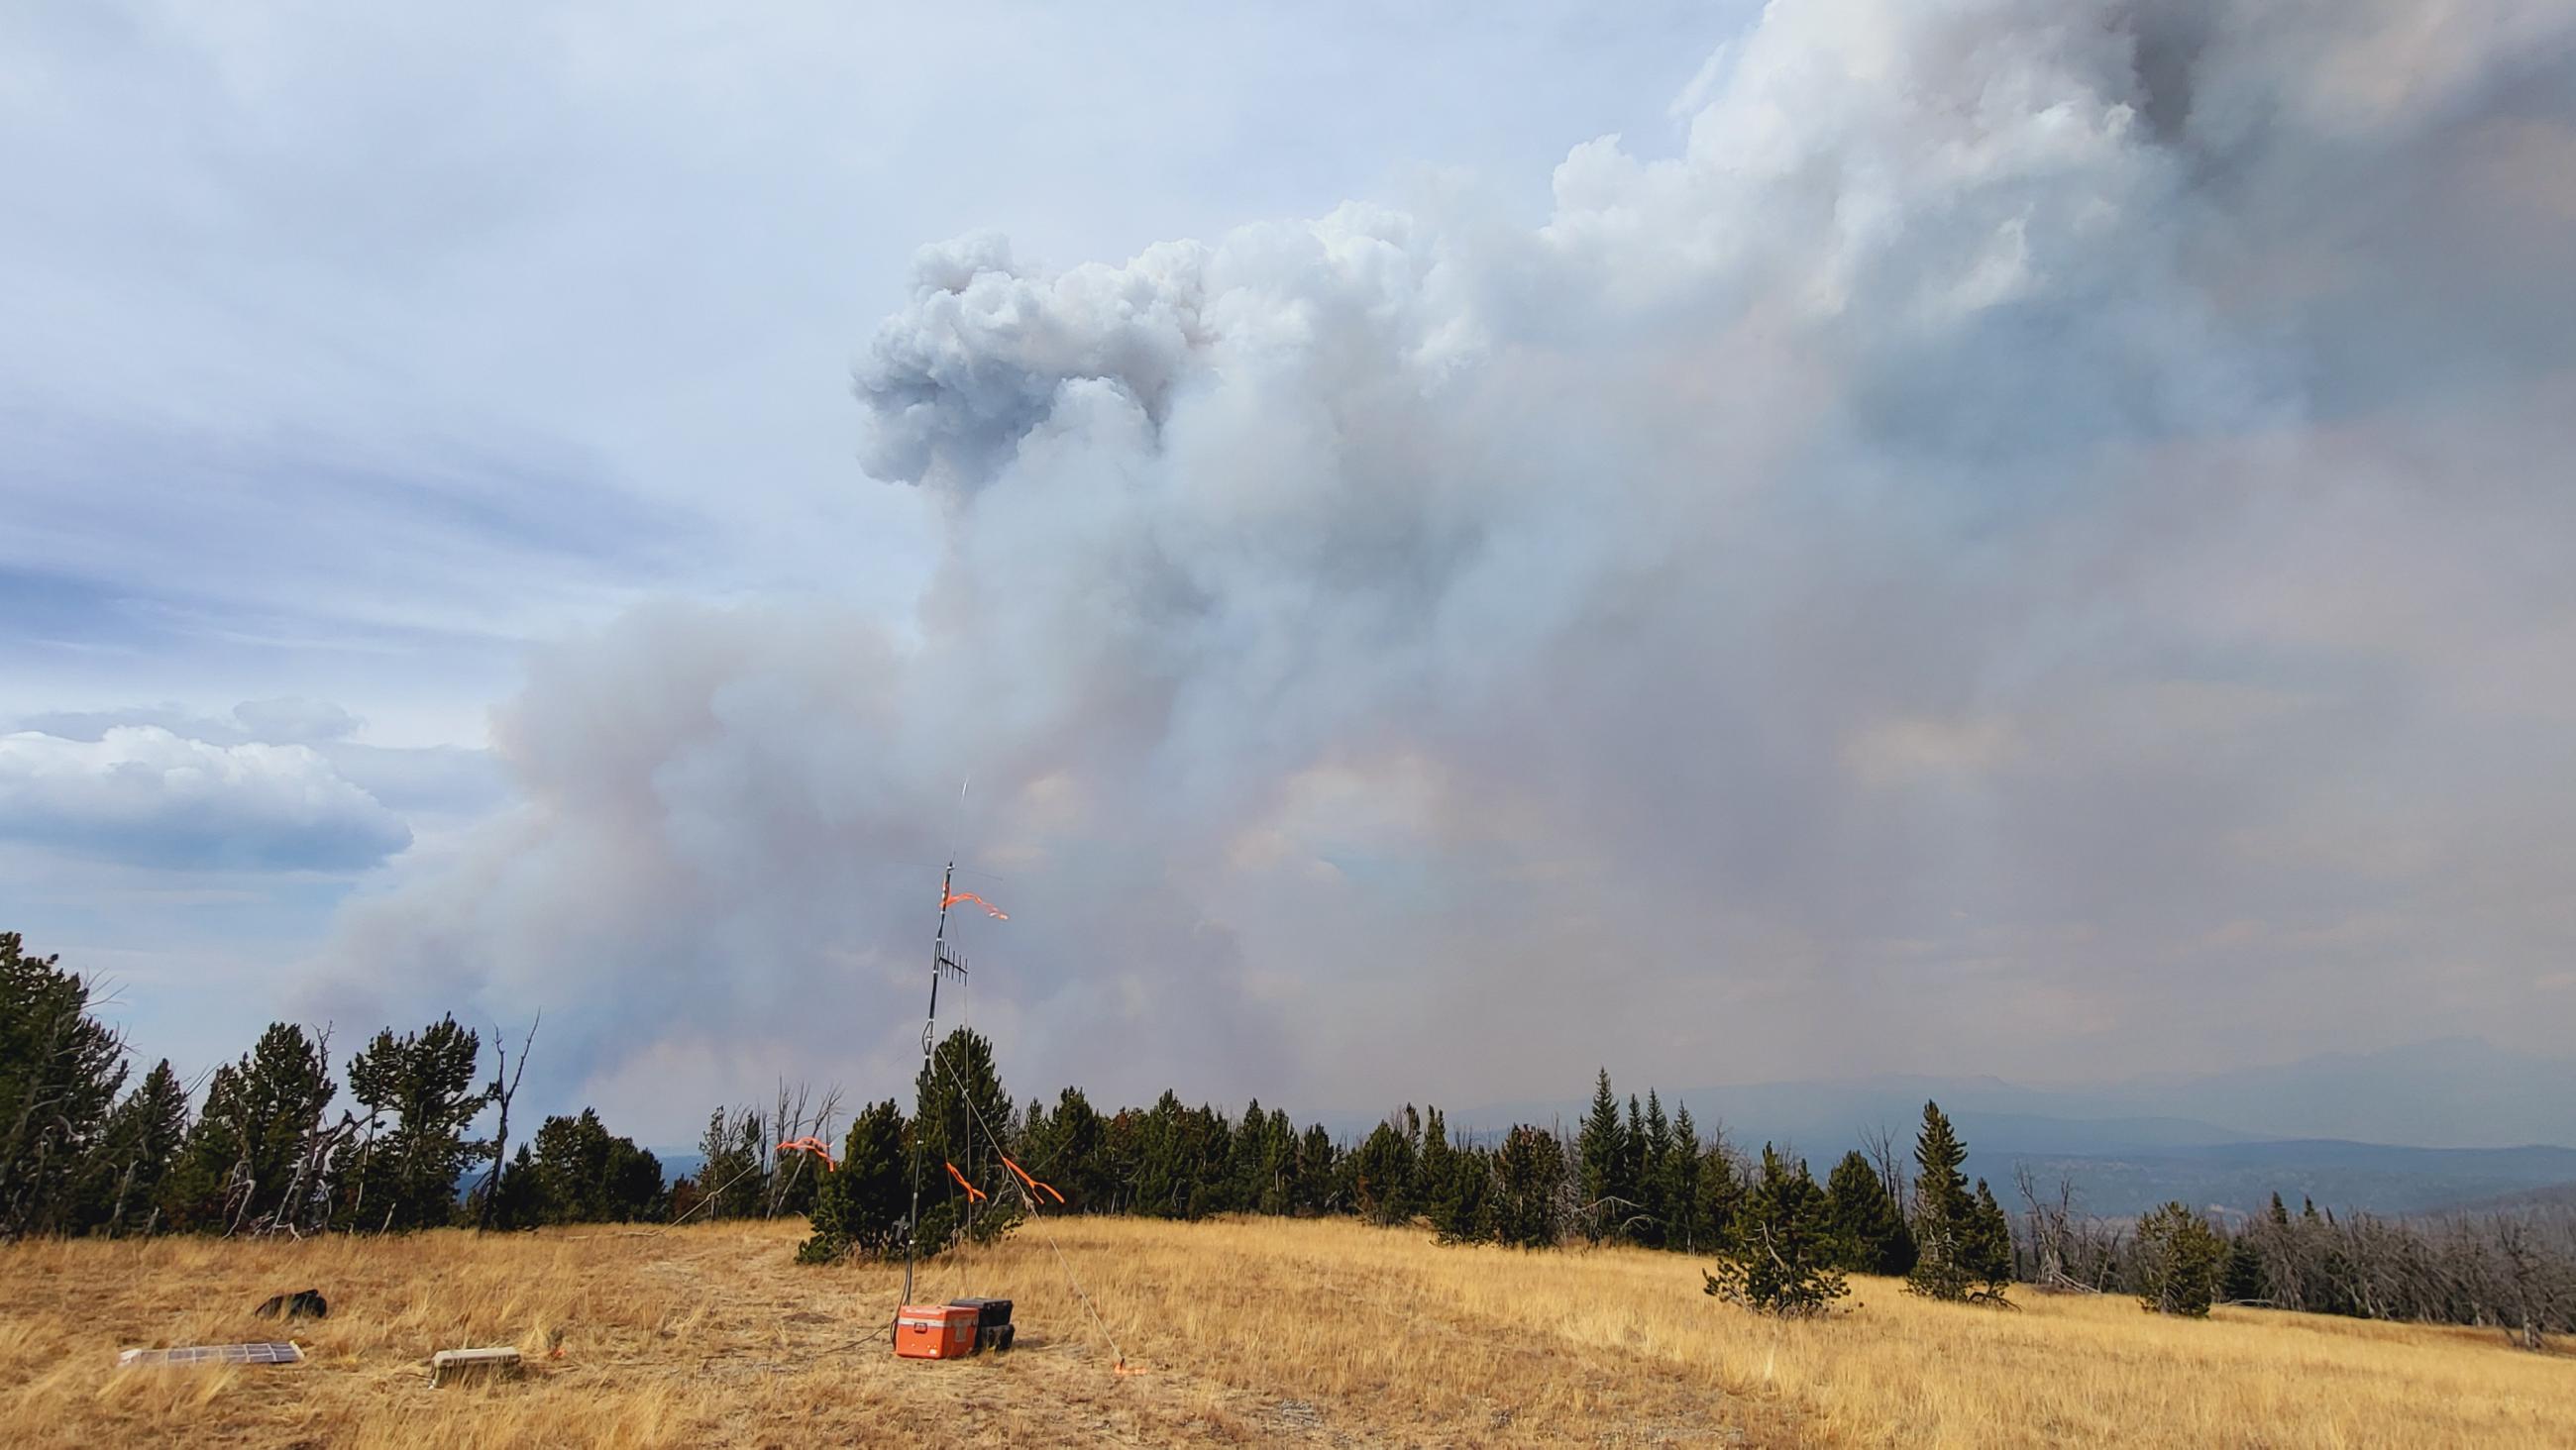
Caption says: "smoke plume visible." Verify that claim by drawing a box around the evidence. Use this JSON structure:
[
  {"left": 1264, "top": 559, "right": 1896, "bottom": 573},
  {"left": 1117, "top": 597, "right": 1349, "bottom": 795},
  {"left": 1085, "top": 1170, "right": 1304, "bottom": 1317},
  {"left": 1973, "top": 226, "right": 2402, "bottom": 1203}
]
[{"left": 320, "top": 0, "right": 2576, "bottom": 1136}]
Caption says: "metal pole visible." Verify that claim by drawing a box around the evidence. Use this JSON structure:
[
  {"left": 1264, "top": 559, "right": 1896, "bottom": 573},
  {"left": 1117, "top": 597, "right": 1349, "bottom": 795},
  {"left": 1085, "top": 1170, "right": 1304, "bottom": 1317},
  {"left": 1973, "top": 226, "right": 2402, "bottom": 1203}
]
[{"left": 903, "top": 861, "right": 955, "bottom": 1310}]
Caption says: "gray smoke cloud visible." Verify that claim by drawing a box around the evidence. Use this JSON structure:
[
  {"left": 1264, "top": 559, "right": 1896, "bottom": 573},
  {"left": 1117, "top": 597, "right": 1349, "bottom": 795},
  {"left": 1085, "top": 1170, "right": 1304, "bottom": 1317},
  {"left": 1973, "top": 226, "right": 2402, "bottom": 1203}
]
[{"left": 320, "top": 0, "right": 2576, "bottom": 1138}]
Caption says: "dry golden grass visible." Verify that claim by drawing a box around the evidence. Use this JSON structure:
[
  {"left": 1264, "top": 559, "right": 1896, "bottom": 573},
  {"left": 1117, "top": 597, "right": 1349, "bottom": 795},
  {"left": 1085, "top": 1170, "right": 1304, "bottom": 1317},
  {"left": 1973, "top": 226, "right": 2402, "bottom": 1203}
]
[{"left": 1, "top": 1214, "right": 2568, "bottom": 1447}]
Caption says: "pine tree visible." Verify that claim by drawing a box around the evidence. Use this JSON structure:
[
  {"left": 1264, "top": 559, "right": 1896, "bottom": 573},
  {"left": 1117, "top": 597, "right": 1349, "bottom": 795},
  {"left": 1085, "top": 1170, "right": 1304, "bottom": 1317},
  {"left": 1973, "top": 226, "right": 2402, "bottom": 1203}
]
[
  {"left": 2135, "top": 1201, "right": 2225, "bottom": 1316},
  {"left": 1665, "top": 1103, "right": 1706, "bottom": 1251},
  {"left": 1421, "top": 1108, "right": 1494, "bottom": 1243},
  {"left": 1966, "top": 1179, "right": 2015, "bottom": 1302},
  {"left": 483, "top": 1145, "right": 543, "bottom": 1228},
  {"left": 527, "top": 1108, "right": 664, "bottom": 1223},
  {"left": 1054, "top": 1087, "right": 1107, "bottom": 1211},
  {"left": 1131, "top": 1091, "right": 1189, "bottom": 1218},
  {"left": 168, "top": 1023, "right": 335, "bottom": 1233},
  {"left": 0, "top": 933, "right": 129, "bottom": 1238},
  {"left": 1491, "top": 1124, "right": 1567, "bottom": 1249},
  {"left": 1906, "top": 1099, "right": 1979, "bottom": 1301},
  {"left": 2220, "top": 1232, "right": 2266, "bottom": 1306},
  {"left": 1294, "top": 1122, "right": 1338, "bottom": 1214},
  {"left": 1576, "top": 1069, "right": 1626, "bottom": 1243},
  {"left": 1702, "top": 1145, "right": 1848, "bottom": 1316},
  {"left": 1699, "top": 1141, "right": 1747, "bottom": 1255},
  {"left": 1352, "top": 1118, "right": 1418, "bottom": 1225},
  {"left": 88, "top": 1059, "right": 188, "bottom": 1236},
  {"left": 799, "top": 1098, "right": 908, "bottom": 1262},
  {"left": 1229, "top": 1098, "right": 1267, "bottom": 1211},
  {"left": 1416, "top": 1106, "right": 1455, "bottom": 1225},
  {"left": 1824, "top": 1150, "right": 1916, "bottom": 1276},
  {"left": 1638, "top": 1091, "right": 1671, "bottom": 1248},
  {"left": 913, "top": 1028, "right": 1016, "bottom": 1247},
  {"left": 343, "top": 1016, "right": 484, "bottom": 1231},
  {"left": 1258, "top": 1107, "right": 1296, "bottom": 1215},
  {"left": 1620, "top": 1095, "right": 1648, "bottom": 1238}
]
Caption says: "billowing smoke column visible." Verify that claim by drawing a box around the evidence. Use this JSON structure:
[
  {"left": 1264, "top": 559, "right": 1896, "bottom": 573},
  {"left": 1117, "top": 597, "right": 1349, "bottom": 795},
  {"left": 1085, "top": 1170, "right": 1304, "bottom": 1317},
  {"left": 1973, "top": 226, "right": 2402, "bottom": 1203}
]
[{"left": 320, "top": 0, "right": 2576, "bottom": 1137}]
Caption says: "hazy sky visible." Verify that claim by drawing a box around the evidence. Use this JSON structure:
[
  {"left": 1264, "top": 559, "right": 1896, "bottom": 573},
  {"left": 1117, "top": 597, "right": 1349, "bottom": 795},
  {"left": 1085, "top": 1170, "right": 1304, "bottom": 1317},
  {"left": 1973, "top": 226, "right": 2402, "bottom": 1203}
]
[{"left": 6, "top": 1, "right": 2573, "bottom": 1144}]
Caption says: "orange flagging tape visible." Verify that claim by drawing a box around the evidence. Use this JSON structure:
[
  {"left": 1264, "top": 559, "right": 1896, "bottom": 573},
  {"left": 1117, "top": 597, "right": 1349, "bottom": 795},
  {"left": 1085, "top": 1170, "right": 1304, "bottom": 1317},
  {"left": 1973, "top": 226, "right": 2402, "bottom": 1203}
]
[
  {"left": 777, "top": 1137, "right": 838, "bottom": 1172},
  {"left": 943, "top": 1161, "right": 988, "bottom": 1201},
  {"left": 999, "top": 1153, "right": 1066, "bottom": 1204},
  {"left": 941, "top": 889, "right": 1009, "bottom": 920}
]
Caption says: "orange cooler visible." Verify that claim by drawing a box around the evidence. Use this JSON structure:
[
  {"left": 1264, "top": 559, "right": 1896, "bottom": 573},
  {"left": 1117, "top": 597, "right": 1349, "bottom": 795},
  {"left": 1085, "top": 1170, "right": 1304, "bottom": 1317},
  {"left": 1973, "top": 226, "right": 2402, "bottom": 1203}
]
[{"left": 895, "top": 1303, "right": 980, "bottom": 1360}]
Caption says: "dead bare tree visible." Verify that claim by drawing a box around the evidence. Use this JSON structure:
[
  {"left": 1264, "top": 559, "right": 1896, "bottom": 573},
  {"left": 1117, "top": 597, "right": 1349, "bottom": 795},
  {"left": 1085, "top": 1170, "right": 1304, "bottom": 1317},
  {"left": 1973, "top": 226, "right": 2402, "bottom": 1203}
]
[
  {"left": 1862, "top": 1123, "right": 1909, "bottom": 1224},
  {"left": 760, "top": 1079, "right": 845, "bottom": 1219},
  {"left": 2015, "top": 1165, "right": 2099, "bottom": 1294},
  {"left": 476, "top": 1013, "right": 539, "bottom": 1230}
]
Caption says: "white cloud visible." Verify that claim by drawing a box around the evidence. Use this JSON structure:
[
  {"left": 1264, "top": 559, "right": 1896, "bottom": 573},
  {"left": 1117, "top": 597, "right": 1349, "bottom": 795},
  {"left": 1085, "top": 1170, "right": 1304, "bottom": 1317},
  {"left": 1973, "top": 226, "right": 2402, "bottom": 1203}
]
[{"left": 0, "top": 726, "right": 410, "bottom": 871}]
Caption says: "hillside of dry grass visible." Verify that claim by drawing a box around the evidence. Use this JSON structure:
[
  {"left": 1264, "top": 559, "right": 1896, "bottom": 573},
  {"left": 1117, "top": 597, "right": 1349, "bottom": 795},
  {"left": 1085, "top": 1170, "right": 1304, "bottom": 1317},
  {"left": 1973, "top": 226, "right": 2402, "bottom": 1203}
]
[{"left": 1, "top": 1214, "right": 2568, "bottom": 1447}]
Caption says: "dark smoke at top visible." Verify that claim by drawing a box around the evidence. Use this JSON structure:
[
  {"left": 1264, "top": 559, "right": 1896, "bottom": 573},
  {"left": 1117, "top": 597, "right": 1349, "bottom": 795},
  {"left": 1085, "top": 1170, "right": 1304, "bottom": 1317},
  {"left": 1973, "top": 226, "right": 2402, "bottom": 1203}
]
[{"left": 317, "top": 0, "right": 2576, "bottom": 1139}]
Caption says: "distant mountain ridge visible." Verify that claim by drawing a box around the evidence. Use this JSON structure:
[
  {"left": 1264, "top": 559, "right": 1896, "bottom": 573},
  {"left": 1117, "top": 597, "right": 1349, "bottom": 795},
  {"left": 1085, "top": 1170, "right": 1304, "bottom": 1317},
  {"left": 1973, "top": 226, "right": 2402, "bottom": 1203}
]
[{"left": 1410, "top": 1038, "right": 2576, "bottom": 1220}]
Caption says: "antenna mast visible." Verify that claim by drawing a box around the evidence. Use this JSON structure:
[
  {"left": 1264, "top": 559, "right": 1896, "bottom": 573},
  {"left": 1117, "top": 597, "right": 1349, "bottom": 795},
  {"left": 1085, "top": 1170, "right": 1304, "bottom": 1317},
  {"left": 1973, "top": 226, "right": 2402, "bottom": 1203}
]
[{"left": 903, "top": 860, "right": 967, "bottom": 1308}]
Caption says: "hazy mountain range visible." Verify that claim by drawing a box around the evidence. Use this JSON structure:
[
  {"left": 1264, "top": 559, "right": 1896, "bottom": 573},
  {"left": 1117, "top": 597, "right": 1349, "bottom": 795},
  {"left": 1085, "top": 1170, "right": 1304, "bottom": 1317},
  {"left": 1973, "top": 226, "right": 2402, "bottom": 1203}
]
[{"left": 1419, "top": 1039, "right": 2576, "bottom": 1219}]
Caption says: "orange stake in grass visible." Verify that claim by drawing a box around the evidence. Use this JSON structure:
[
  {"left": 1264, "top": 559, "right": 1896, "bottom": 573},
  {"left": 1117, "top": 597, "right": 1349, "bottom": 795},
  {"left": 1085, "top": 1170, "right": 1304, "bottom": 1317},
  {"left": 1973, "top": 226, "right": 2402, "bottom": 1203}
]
[{"left": 943, "top": 1161, "right": 987, "bottom": 1201}]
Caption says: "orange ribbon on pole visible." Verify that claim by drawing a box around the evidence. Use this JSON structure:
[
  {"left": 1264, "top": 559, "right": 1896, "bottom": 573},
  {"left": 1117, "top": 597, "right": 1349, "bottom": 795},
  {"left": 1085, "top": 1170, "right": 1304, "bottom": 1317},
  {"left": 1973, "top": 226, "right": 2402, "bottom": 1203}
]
[
  {"left": 999, "top": 1153, "right": 1066, "bottom": 1204},
  {"left": 777, "top": 1137, "right": 838, "bottom": 1172},
  {"left": 941, "top": 889, "right": 1008, "bottom": 921},
  {"left": 943, "top": 1161, "right": 987, "bottom": 1201}
]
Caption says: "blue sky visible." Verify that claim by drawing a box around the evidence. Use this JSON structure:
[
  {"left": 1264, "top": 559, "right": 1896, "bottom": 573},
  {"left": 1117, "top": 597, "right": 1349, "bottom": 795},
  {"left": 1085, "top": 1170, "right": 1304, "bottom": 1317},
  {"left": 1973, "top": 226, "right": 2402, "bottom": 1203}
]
[{"left": 6, "top": 1, "right": 2574, "bottom": 1144}]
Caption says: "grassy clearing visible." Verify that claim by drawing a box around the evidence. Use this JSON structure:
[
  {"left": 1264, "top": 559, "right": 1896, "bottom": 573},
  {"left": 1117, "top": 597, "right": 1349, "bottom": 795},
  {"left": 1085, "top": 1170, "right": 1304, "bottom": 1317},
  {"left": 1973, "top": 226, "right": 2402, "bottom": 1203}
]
[{"left": 0, "top": 1215, "right": 2567, "bottom": 1446}]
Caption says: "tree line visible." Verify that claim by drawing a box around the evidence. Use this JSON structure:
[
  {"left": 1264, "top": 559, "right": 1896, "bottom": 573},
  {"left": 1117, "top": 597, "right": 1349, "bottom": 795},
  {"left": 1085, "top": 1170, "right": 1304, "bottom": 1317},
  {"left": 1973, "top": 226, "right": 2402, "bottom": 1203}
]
[
  {"left": 5, "top": 931, "right": 2566, "bottom": 1348},
  {"left": 2, "top": 934, "right": 673, "bottom": 1236}
]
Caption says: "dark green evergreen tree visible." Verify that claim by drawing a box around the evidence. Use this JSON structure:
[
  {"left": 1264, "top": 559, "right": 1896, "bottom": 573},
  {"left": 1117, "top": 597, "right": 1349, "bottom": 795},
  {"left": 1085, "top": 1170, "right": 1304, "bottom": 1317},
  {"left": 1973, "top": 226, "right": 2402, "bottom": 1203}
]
[
  {"left": 0, "top": 933, "right": 129, "bottom": 1238},
  {"left": 1702, "top": 1145, "right": 1848, "bottom": 1316},
  {"left": 1421, "top": 1109, "right": 1493, "bottom": 1243},
  {"left": 1905, "top": 1099, "right": 1979, "bottom": 1301},
  {"left": 483, "top": 1145, "right": 543, "bottom": 1228},
  {"left": 1664, "top": 1103, "right": 1705, "bottom": 1252},
  {"left": 527, "top": 1108, "right": 664, "bottom": 1223},
  {"left": 1638, "top": 1091, "right": 1671, "bottom": 1248},
  {"left": 1020, "top": 1087, "right": 1104, "bottom": 1212},
  {"left": 88, "top": 1059, "right": 188, "bottom": 1236},
  {"left": 1965, "top": 1179, "right": 2015, "bottom": 1301},
  {"left": 168, "top": 1023, "right": 335, "bottom": 1233},
  {"left": 1293, "top": 1122, "right": 1338, "bottom": 1215},
  {"left": 799, "top": 1098, "right": 908, "bottom": 1262},
  {"left": 342, "top": 1016, "right": 484, "bottom": 1231},
  {"left": 1491, "top": 1124, "right": 1567, "bottom": 1249},
  {"left": 1224, "top": 1098, "right": 1263, "bottom": 1211},
  {"left": 2220, "top": 1232, "right": 2266, "bottom": 1306},
  {"left": 1824, "top": 1150, "right": 1917, "bottom": 1276},
  {"left": 912, "top": 1027, "right": 1017, "bottom": 1247},
  {"left": 1576, "top": 1069, "right": 1628, "bottom": 1243},
  {"left": 1416, "top": 1105, "right": 1455, "bottom": 1224},
  {"left": 1256, "top": 1107, "right": 1296, "bottom": 1214},
  {"left": 1131, "top": 1091, "right": 1192, "bottom": 1218},
  {"left": 1699, "top": 1141, "right": 1747, "bottom": 1256},
  {"left": 2135, "top": 1201, "right": 2225, "bottom": 1316},
  {"left": 1352, "top": 1117, "right": 1418, "bottom": 1226}
]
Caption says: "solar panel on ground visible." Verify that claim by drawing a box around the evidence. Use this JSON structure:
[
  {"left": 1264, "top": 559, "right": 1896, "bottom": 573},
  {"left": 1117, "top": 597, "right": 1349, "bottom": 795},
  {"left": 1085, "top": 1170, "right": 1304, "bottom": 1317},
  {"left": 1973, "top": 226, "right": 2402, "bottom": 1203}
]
[{"left": 117, "top": 1342, "right": 304, "bottom": 1368}]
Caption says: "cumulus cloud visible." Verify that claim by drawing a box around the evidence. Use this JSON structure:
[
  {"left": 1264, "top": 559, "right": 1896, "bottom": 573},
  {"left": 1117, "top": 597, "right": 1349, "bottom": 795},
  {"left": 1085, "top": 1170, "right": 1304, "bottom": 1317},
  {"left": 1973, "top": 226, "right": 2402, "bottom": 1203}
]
[
  {"left": 325, "top": 0, "right": 2576, "bottom": 1134},
  {"left": 0, "top": 726, "right": 411, "bottom": 871}
]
